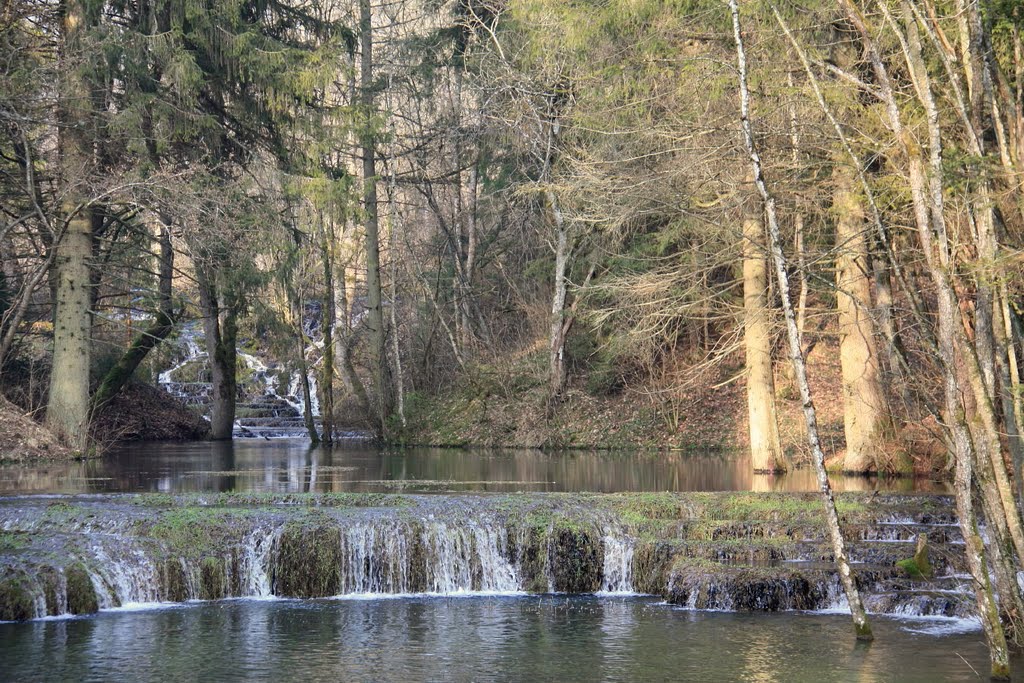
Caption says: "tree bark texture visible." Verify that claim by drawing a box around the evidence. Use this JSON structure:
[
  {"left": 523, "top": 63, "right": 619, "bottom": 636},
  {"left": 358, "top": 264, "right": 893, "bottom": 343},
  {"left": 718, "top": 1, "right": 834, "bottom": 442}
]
[{"left": 742, "top": 202, "right": 785, "bottom": 474}]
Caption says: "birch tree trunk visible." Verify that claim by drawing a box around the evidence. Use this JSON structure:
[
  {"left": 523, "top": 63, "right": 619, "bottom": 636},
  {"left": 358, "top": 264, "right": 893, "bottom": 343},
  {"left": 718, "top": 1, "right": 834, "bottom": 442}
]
[
  {"left": 730, "top": 0, "right": 871, "bottom": 640},
  {"left": 839, "top": 1, "right": 1008, "bottom": 671}
]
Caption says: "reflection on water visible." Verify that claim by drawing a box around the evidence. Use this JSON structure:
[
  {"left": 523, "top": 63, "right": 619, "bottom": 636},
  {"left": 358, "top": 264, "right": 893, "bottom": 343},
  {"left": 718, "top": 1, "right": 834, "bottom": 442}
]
[
  {"left": 0, "top": 440, "right": 949, "bottom": 495},
  {"left": 0, "top": 597, "right": 1006, "bottom": 682}
]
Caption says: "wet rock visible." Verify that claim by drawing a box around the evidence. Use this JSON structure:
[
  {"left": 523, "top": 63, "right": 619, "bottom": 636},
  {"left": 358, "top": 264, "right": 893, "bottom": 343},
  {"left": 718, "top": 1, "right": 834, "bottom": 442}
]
[
  {"left": 548, "top": 524, "right": 604, "bottom": 593},
  {"left": 66, "top": 563, "right": 99, "bottom": 614},
  {"left": 272, "top": 520, "right": 342, "bottom": 598}
]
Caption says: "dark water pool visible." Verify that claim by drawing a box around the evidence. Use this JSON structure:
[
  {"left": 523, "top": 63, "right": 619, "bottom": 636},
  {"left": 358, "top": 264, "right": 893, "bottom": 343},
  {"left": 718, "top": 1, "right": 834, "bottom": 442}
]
[
  {"left": 0, "top": 596, "right": 1004, "bottom": 682},
  {"left": 0, "top": 440, "right": 948, "bottom": 495}
]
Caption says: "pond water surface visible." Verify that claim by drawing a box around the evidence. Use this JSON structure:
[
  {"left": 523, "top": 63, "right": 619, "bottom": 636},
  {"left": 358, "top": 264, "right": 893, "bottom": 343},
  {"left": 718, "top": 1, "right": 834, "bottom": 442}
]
[
  {"left": 0, "top": 596, "right": 1010, "bottom": 682},
  {"left": 0, "top": 440, "right": 949, "bottom": 495}
]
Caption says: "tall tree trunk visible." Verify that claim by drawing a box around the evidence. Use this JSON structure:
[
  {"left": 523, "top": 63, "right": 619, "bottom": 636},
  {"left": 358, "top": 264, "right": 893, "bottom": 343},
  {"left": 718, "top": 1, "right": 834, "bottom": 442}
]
[
  {"left": 47, "top": 0, "right": 93, "bottom": 451},
  {"left": 890, "top": 0, "right": 1024, "bottom": 570},
  {"left": 389, "top": 213, "right": 405, "bottom": 428},
  {"left": 197, "top": 267, "right": 236, "bottom": 441},
  {"left": 91, "top": 216, "right": 177, "bottom": 411},
  {"left": 360, "top": 0, "right": 388, "bottom": 436},
  {"left": 833, "top": 165, "right": 897, "bottom": 474},
  {"left": 872, "top": 254, "right": 905, "bottom": 391},
  {"left": 290, "top": 288, "right": 319, "bottom": 446},
  {"left": 547, "top": 188, "right": 569, "bottom": 410},
  {"left": 334, "top": 261, "right": 370, "bottom": 413},
  {"left": 731, "top": 0, "right": 871, "bottom": 640},
  {"left": 297, "top": 340, "right": 318, "bottom": 445},
  {"left": 742, "top": 198, "right": 785, "bottom": 474},
  {"left": 543, "top": 100, "right": 570, "bottom": 412},
  {"left": 787, "top": 71, "right": 808, "bottom": 343},
  {"left": 320, "top": 224, "right": 336, "bottom": 445}
]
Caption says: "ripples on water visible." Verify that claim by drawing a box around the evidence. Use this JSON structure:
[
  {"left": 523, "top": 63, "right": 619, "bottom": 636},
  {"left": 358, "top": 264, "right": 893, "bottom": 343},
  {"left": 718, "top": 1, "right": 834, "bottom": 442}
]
[
  {"left": 0, "top": 440, "right": 950, "bottom": 495},
  {"left": 0, "top": 597, "right": 1007, "bottom": 682}
]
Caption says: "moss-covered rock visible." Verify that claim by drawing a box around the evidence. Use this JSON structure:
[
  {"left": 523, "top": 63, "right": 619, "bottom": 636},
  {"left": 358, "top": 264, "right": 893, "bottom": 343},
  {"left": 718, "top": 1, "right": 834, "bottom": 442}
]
[
  {"left": 200, "top": 557, "right": 227, "bottom": 600},
  {"left": 667, "top": 560, "right": 833, "bottom": 611},
  {"left": 272, "top": 519, "right": 342, "bottom": 597},
  {"left": 0, "top": 573, "right": 36, "bottom": 621},
  {"left": 65, "top": 563, "right": 99, "bottom": 614},
  {"left": 161, "top": 559, "right": 189, "bottom": 602},
  {"left": 548, "top": 522, "right": 604, "bottom": 593}
]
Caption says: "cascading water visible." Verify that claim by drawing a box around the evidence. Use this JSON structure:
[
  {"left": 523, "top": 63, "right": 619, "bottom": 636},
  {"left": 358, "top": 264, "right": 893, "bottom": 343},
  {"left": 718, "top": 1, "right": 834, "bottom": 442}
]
[
  {"left": 599, "top": 530, "right": 634, "bottom": 593},
  {"left": 1, "top": 502, "right": 638, "bottom": 620},
  {"left": 0, "top": 493, "right": 978, "bottom": 627},
  {"left": 157, "top": 318, "right": 324, "bottom": 438},
  {"left": 331, "top": 520, "right": 521, "bottom": 595}
]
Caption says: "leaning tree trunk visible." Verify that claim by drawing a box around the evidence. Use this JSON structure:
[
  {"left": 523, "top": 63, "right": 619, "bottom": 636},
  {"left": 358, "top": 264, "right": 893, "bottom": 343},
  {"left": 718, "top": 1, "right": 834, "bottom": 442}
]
[
  {"left": 91, "top": 216, "right": 176, "bottom": 411},
  {"left": 46, "top": 0, "right": 93, "bottom": 451},
  {"left": 730, "top": 0, "right": 872, "bottom": 640},
  {"left": 832, "top": 165, "right": 897, "bottom": 474},
  {"left": 741, "top": 198, "right": 785, "bottom": 474}
]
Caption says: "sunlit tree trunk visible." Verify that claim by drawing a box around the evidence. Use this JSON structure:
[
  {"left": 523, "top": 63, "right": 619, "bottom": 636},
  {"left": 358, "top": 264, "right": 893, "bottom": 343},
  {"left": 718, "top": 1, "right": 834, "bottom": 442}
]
[
  {"left": 832, "top": 165, "right": 896, "bottom": 474},
  {"left": 334, "top": 260, "right": 369, "bottom": 413},
  {"left": 742, "top": 199, "right": 785, "bottom": 474}
]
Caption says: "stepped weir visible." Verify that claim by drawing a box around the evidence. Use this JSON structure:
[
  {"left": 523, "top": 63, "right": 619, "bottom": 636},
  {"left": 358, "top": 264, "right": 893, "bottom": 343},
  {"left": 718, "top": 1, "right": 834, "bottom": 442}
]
[{"left": 0, "top": 492, "right": 975, "bottom": 622}]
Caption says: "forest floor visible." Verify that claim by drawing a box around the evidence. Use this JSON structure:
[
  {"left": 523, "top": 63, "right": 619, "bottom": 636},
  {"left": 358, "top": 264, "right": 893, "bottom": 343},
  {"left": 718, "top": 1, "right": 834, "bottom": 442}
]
[
  {"left": 394, "top": 331, "right": 945, "bottom": 475},
  {"left": 0, "top": 395, "right": 71, "bottom": 462},
  {"left": 0, "top": 379, "right": 207, "bottom": 461}
]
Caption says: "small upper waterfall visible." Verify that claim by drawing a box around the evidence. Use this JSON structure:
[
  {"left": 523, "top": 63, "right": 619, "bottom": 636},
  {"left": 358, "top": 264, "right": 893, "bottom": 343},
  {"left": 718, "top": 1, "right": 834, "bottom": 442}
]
[{"left": 158, "top": 319, "right": 323, "bottom": 438}]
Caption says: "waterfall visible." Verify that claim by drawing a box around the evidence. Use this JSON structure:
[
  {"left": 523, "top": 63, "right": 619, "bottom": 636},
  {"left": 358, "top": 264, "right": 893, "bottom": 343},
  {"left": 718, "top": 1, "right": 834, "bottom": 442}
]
[
  {"left": 1, "top": 494, "right": 976, "bottom": 624},
  {"left": 157, "top": 319, "right": 324, "bottom": 437},
  {"left": 4, "top": 514, "right": 641, "bottom": 620},
  {"left": 331, "top": 520, "right": 519, "bottom": 595},
  {"left": 599, "top": 531, "right": 635, "bottom": 593}
]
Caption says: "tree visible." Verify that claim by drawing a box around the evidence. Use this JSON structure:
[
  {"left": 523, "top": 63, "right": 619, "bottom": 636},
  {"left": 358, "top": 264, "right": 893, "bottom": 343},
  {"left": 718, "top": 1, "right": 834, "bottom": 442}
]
[
  {"left": 46, "top": 0, "right": 96, "bottom": 450},
  {"left": 730, "top": 0, "right": 872, "bottom": 641}
]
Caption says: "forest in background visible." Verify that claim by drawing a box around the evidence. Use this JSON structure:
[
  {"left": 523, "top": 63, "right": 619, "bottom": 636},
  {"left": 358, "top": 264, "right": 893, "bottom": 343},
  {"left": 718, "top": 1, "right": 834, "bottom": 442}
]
[{"left": 3, "top": 1, "right": 1024, "bottom": 672}]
